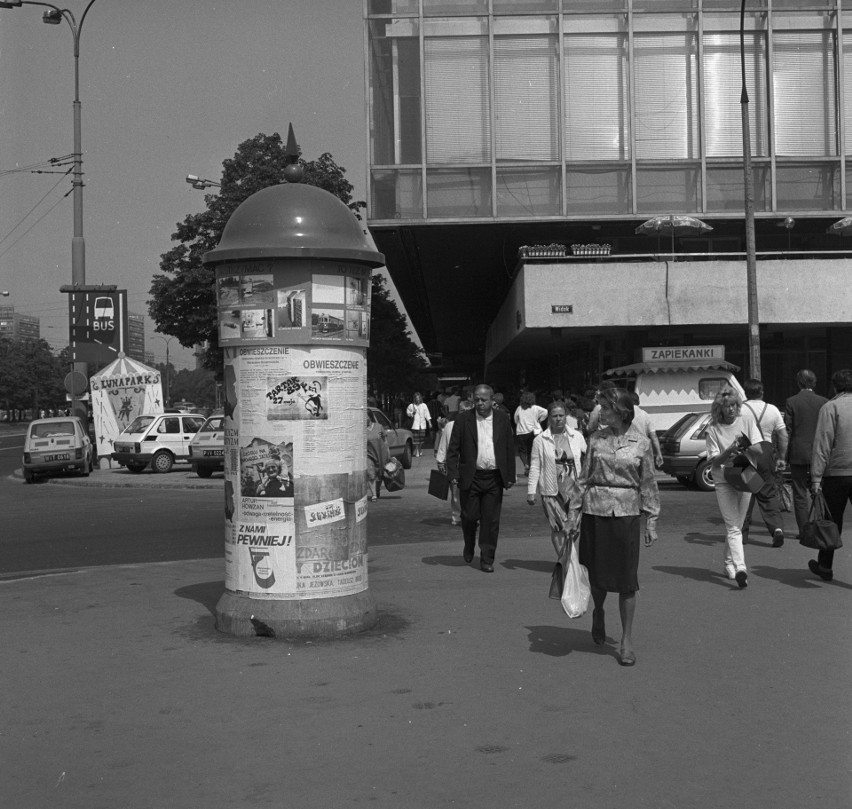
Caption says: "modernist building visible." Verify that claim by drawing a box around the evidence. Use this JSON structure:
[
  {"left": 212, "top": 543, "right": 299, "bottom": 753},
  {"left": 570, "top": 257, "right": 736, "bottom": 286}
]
[
  {"left": 365, "top": 0, "right": 852, "bottom": 403},
  {"left": 127, "top": 312, "right": 146, "bottom": 363},
  {"left": 0, "top": 305, "right": 40, "bottom": 342}
]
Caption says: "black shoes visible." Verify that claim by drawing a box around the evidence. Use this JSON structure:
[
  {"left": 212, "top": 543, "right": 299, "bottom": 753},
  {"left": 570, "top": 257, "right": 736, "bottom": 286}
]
[
  {"left": 772, "top": 529, "right": 784, "bottom": 548},
  {"left": 480, "top": 560, "right": 494, "bottom": 573},
  {"left": 735, "top": 570, "right": 748, "bottom": 588},
  {"left": 463, "top": 551, "right": 473, "bottom": 563},
  {"left": 808, "top": 559, "right": 833, "bottom": 581}
]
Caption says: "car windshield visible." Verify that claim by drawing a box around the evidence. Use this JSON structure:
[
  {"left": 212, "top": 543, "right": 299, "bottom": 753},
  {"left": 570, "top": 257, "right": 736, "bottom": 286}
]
[
  {"left": 201, "top": 417, "right": 223, "bottom": 433},
  {"left": 30, "top": 421, "right": 76, "bottom": 438},
  {"left": 123, "top": 415, "right": 156, "bottom": 434},
  {"left": 665, "top": 414, "right": 698, "bottom": 440}
]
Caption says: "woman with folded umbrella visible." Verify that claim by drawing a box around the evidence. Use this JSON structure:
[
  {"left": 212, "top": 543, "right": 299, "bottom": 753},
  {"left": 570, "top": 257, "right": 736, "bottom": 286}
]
[
  {"left": 527, "top": 401, "right": 587, "bottom": 556},
  {"left": 704, "top": 387, "right": 763, "bottom": 588}
]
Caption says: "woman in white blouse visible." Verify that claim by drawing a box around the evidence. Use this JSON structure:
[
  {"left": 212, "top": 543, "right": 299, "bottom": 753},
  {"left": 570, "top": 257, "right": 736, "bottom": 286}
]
[{"left": 527, "top": 401, "right": 587, "bottom": 556}]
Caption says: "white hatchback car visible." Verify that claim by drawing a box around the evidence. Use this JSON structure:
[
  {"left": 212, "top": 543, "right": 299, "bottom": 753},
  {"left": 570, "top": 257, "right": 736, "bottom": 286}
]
[
  {"left": 22, "top": 416, "right": 94, "bottom": 483},
  {"left": 112, "top": 412, "right": 206, "bottom": 473},
  {"left": 188, "top": 414, "right": 225, "bottom": 478}
]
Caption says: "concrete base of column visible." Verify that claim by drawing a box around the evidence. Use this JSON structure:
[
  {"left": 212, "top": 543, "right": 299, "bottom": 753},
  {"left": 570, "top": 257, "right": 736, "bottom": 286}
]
[{"left": 215, "top": 589, "right": 378, "bottom": 640}]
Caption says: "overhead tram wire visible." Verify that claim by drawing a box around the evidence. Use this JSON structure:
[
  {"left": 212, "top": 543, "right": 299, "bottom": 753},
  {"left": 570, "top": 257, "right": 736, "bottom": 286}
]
[{"left": 0, "top": 167, "right": 74, "bottom": 254}]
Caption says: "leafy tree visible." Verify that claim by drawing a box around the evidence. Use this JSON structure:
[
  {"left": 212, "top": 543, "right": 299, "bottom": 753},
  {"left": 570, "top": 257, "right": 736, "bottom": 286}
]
[
  {"left": 0, "top": 338, "right": 65, "bottom": 419},
  {"left": 149, "top": 132, "right": 365, "bottom": 373},
  {"left": 367, "top": 273, "right": 428, "bottom": 396}
]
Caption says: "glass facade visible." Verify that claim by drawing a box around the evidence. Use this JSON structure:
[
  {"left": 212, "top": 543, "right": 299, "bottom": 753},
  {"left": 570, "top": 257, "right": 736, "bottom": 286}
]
[{"left": 366, "top": 0, "right": 852, "bottom": 221}]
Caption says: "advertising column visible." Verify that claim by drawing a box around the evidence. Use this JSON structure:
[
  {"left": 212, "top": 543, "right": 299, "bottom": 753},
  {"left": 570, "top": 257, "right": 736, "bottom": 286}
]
[{"left": 218, "top": 260, "right": 372, "bottom": 605}]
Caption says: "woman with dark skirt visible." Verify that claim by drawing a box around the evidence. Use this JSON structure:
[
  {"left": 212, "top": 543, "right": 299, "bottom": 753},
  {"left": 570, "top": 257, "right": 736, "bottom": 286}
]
[{"left": 569, "top": 389, "right": 660, "bottom": 667}]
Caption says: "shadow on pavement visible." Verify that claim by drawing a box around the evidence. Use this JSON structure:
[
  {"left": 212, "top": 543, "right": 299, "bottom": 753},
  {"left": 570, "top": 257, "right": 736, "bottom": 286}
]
[
  {"left": 525, "top": 624, "right": 617, "bottom": 661},
  {"left": 175, "top": 580, "right": 225, "bottom": 614},
  {"left": 502, "top": 558, "right": 553, "bottom": 573},
  {"left": 750, "top": 565, "right": 852, "bottom": 591},
  {"left": 652, "top": 564, "right": 733, "bottom": 587}
]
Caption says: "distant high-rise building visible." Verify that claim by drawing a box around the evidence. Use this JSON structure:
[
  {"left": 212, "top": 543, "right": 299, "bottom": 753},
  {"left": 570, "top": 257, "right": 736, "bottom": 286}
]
[
  {"left": 127, "top": 312, "right": 146, "bottom": 362},
  {"left": 0, "top": 306, "right": 40, "bottom": 341}
]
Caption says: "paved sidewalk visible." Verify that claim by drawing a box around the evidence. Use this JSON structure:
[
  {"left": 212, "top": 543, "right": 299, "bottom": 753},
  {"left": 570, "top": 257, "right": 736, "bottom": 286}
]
[{"left": 3, "top": 457, "right": 850, "bottom": 808}]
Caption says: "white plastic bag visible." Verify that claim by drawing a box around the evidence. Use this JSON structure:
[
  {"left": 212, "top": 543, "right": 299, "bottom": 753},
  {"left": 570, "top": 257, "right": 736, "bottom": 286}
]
[{"left": 561, "top": 537, "right": 591, "bottom": 619}]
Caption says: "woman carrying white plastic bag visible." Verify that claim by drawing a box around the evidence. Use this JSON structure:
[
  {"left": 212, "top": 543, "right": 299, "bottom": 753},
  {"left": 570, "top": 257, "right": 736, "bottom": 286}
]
[{"left": 568, "top": 389, "right": 660, "bottom": 667}]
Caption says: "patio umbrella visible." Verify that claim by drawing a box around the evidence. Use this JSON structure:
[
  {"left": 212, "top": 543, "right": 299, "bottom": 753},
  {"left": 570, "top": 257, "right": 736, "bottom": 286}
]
[
  {"left": 826, "top": 216, "right": 852, "bottom": 236},
  {"left": 635, "top": 214, "right": 713, "bottom": 257}
]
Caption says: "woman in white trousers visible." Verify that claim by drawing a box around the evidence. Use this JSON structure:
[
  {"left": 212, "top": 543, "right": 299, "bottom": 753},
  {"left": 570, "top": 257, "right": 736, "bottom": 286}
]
[{"left": 705, "top": 388, "right": 763, "bottom": 588}]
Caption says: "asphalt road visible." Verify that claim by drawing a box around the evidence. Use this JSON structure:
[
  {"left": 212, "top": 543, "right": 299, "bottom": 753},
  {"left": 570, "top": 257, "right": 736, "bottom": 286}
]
[{"left": 1, "top": 425, "right": 729, "bottom": 578}]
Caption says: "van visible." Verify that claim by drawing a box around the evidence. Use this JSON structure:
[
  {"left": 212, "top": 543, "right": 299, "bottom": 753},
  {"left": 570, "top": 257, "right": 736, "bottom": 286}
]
[
  {"left": 112, "top": 412, "right": 205, "bottom": 473},
  {"left": 602, "top": 345, "right": 745, "bottom": 434}
]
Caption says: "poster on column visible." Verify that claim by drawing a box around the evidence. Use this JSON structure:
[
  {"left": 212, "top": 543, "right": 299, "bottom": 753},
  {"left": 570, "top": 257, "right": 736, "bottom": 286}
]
[{"left": 222, "top": 343, "right": 368, "bottom": 599}]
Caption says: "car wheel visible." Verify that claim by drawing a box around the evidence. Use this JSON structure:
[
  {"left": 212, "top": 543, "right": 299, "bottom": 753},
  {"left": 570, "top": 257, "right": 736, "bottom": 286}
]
[
  {"left": 151, "top": 450, "right": 174, "bottom": 474},
  {"left": 196, "top": 465, "right": 214, "bottom": 479},
  {"left": 695, "top": 459, "right": 715, "bottom": 492},
  {"left": 126, "top": 462, "right": 147, "bottom": 474},
  {"left": 23, "top": 469, "right": 35, "bottom": 484},
  {"left": 400, "top": 441, "right": 413, "bottom": 470}
]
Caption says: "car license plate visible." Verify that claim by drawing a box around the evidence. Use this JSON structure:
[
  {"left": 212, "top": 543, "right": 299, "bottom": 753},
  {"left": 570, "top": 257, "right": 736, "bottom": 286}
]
[
  {"left": 203, "top": 449, "right": 224, "bottom": 457},
  {"left": 45, "top": 453, "right": 70, "bottom": 462}
]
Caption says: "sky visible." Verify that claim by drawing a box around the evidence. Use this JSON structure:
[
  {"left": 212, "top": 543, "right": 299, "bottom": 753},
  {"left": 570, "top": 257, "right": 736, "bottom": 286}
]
[{"left": 0, "top": 0, "right": 371, "bottom": 370}]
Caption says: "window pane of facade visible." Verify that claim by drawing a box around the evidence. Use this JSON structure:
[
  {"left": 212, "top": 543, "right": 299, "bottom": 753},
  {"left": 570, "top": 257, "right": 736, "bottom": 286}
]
[
  {"left": 564, "top": 33, "right": 629, "bottom": 160},
  {"left": 494, "top": 35, "right": 559, "bottom": 161},
  {"left": 635, "top": 165, "right": 701, "bottom": 212},
  {"left": 773, "top": 31, "right": 837, "bottom": 157},
  {"left": 634, "top": 32, "right": 699, "bottom": 159},
  {"left": 423, "top": 0, "right": 488, "bottom": 15},
  {"left": 369, "top": 19, "right": 421, "bottom": 165},
  {"left": 496, "top": 166, "right": 561, "bottom": 216},
  {"left": 424, "top": 36, "right": 491, "bottom": 163},
  {"left": 775, "top": 162, "right": 840, "bottom": 210},
  {"left": 844, "top": 33, "right": 852, "bottom": 156},
  {"left": 367, "top": 0, "right": 419, "bottom": 14},
  {"left": 493, "top": 0, "right": 556, "bottom": 12},
  {"left": 705, "top": 164, "right": 770, "bottom": 212},
  {"left": 426, "top": 168, "right": 493, "bottom": 217},
  {"left": 703, "top": 32, "right": 768, "bottom": 157},
  {"left": 565, "top": 166, "right": 632, "bottom": 214},
  {"left": 371, "top": 169, "right": 423, "bottom": 219}
]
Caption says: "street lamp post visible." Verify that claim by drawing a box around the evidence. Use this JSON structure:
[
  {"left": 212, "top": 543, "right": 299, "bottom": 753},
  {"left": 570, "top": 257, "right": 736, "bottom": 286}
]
[
  {"left": 152, "top": 335, "right": 174, "bottom": 406},
  {"left": 1, "top": 0, "right": 99, "bottom": 420},
  {"left": 740, "top": 0, "right": 761, "bottom": 379},
  {"left": 185, "top": 175, "right": 221, "bottom": 191}
]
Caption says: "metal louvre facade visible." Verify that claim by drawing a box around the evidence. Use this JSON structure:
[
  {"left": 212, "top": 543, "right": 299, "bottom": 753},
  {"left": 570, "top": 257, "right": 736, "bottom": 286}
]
[{"left": 366, "top": 0, "right": 852, "bottom": 223}]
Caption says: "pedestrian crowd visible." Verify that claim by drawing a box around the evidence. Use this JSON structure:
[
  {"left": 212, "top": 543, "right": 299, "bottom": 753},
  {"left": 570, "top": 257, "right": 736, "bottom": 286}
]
[{"left": 373, "top": 367, "right": 850, "bottom": 667}]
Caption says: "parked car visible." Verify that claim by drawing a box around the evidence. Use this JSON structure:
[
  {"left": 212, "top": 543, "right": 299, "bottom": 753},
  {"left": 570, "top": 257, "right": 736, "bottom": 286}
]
[
  {"left": 368, "top": 407, "right": 413, "bottom": 469},
  {"left": 22, "top": 416, "right": 95, "bottom": 483},
  {"left": 188, "top": 415, "right": 225, "bottom": 478},
  {"left": 112, "top": 412, "right": 206, "bottom": 473},
  {"left": 660, "top": 412, "right": 715, "bottom": 491}
]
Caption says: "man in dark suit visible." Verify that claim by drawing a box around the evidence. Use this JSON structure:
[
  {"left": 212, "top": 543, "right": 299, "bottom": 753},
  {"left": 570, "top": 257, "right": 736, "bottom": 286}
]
[
  {"left": 785, "top": 369, "right": 828, "bottom": 536},
  {"left": 447, "top": 384, "right": 516, "bottom": 572}
]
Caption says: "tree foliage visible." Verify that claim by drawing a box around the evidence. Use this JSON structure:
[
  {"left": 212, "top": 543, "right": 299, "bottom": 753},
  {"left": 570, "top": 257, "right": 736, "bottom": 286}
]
[
  {"left": 149, "top": 132, "right": 366, "bottom": 372},
  {"left": 0, "top": 338, "right": 66, "bottom": 418},
  {"left": 367, "top": 274, "right": 428, "bottom": 395}
]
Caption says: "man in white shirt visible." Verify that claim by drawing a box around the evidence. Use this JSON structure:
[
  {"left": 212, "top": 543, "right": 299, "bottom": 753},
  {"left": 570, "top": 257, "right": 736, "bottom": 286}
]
[
  {"left": 742, "top": 378, "right": 788, "bottom": 547},
  {"left": 447, "top": 384, "right": 516, "bottom": 572}
]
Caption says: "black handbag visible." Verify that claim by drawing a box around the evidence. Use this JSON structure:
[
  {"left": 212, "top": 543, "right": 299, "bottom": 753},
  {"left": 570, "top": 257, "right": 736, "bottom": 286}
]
[
  {"left": 382, "top": 458, "right": 406, "bottom": 492},
  {"left": 549, "top": 561, "right": 565, "bottom": 599},
  {"left": 800, "top": 491, "right": 843, "bottom": 551},
  {"left": 428, "top": 469, "right": 450, "bottom": 500}
]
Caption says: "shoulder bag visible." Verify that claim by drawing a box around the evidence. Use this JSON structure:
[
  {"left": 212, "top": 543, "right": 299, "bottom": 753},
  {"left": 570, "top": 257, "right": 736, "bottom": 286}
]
[{"left": 800, "top": 490, "right": 842, "bottom": 550}]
